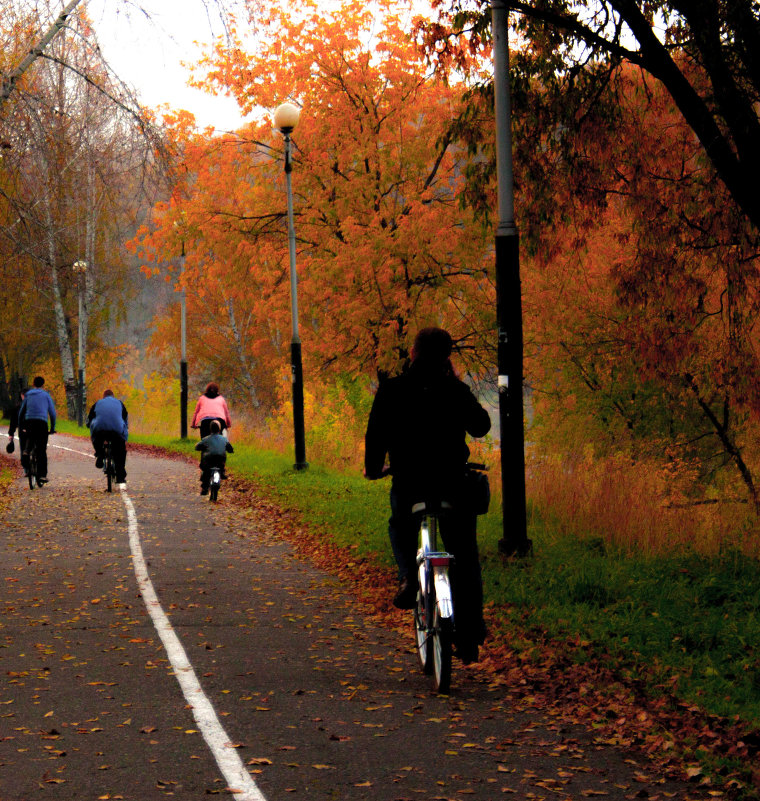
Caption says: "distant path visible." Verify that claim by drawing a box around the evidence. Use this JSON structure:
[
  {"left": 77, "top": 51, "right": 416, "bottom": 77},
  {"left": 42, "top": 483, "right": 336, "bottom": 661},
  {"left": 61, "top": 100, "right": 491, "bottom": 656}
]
[{"left": 0, "top": 436, "right": 714, "bottom": 800}]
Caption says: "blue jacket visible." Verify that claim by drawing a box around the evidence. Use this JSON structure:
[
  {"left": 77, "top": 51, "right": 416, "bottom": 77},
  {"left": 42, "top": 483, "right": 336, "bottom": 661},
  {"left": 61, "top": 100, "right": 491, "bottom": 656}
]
[
  {"left": 20, "top": 388, "right": 56, "bottom": 428},
  {"left": 87, "top": 396, "right": 128, "bottom": 441}
]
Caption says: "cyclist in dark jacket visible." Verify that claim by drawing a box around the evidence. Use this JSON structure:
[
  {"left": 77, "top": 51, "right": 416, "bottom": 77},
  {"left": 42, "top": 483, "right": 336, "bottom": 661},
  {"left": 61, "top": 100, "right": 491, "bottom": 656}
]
[
  {"left": 364, "top": 327, "right": 491, "bottom": 663},
  {"left": 87, "top": 390, "right": 129, "bottom": 483},
  {"left": 6, "top": 389, "right": 26, "bottom": 461},
  {"left": 19, "top": 377, "right": 56, "bottom": 484},
  {"left": 195, "top": 421, "right": 234, "bottom": 495}
]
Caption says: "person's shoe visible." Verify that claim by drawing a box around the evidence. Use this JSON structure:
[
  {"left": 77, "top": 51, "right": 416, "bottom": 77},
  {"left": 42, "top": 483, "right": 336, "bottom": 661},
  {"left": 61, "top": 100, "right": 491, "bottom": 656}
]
[
  {"left": 200, "top": 487, "right": 209, "bottom": 496},
  {"left": 36, "top": 477, "right": 48, "bottom": 486},
  {"left": 95, "top": 456, "right": 104, "bottom": 469},
  {"left": 392, "top": 578, "right": 417, "bottom": 610},
  {"left": 455, "top": 641, "right": 479, "bottom": 665}
]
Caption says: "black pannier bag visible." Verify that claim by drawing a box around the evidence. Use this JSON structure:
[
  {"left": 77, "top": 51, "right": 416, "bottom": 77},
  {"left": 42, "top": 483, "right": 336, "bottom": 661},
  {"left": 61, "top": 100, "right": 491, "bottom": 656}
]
[{"left": 462, "top": 464, "right": 490, "bottom": 516}]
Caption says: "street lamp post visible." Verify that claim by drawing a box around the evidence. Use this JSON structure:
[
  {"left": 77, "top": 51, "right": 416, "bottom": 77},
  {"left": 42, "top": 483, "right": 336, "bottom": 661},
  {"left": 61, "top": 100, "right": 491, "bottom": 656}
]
[
  {"left": 274, "top": 102, "right": 308, "bottom": 471},
  {"left": 492, "top": 0, "right": 532, "bottom": 557},
  {"left": 72, "top": 259, "right": 87, "bottom": 427},
  {"left": 179, "top": 240, "right": 188, "bottom": 439}
]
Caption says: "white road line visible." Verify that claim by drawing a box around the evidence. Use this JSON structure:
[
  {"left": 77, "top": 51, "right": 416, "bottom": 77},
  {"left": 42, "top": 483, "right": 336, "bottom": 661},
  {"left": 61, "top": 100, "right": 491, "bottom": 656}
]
[
  {"left": 119, "top": 487, "right": 267, "bottom": 801},
  {"left": 49, "top": 442, "right": 94, "bottom": 457}
]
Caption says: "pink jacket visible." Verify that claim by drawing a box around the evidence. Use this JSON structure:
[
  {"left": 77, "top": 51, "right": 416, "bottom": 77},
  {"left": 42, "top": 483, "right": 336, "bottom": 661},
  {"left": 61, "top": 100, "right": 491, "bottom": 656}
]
[{"left": 191, "top": 394, "right": 232, "bottom": 428}]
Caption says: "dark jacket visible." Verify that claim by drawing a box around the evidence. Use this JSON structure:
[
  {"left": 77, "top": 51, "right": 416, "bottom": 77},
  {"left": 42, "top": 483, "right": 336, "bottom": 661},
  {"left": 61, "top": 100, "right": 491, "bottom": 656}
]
[
  {"left": 87, "top": 396, "right": 129, "bottom": 441},
  {"left": 195, "top": 433, "right": 234, "bottom": 461},
  {"left": 8, "top": 404, "right": 21, "bottom": 437},
  {"left": 364, "top": 362, "right": 491, "bottom": 496}
]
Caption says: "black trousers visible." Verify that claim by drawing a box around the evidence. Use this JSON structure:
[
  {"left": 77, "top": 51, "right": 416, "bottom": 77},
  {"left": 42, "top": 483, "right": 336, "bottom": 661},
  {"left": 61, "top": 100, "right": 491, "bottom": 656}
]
[
  {"left": 199, "top": 418, "right": 226, "bottom": 437},
  {"left": 23, "top": 420, "right": 49, "bottom": 478},
  {"left": 91, "top": 432, "right": 127, "bottom": 482}
]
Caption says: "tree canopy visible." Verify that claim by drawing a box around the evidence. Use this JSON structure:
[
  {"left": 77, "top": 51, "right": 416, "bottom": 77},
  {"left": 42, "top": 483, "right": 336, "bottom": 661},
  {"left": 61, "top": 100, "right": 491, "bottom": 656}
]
[
  {"left": 420, "top": 0, "right": 760, "bottom": 233},
  {"left": 131, "top": 0, "right": 496, "bottom": 409}
]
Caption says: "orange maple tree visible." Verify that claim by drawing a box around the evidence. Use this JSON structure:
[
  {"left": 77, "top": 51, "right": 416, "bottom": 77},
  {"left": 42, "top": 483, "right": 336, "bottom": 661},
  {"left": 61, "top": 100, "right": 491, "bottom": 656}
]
[
  {"left": 130, "top": 0, "right": 495, "bottom": 411},
  {"left": 516, "top": 63, "right": 760, "bottom": 511}
]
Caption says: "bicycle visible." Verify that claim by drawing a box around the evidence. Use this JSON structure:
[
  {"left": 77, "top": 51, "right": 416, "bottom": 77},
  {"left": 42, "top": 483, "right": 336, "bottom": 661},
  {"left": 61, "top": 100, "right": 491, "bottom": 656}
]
[
  {"left": 413, "top": 497, "right": 456, "bottom": 694},
  {"left": 102, "top": 439, "right": 116, "bottom": 493},
  {"left": 208, "top": 464, "right": 222, "bottom": 502},
  {"left": 25, "top": 440, "right": 39, "bottom": 490}
]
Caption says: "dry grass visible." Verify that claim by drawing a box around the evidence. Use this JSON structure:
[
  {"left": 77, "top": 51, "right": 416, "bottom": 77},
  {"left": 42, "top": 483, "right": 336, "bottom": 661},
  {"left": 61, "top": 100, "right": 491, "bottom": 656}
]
[{"left": 527, "top": 448, "right": 760, "bottom": 557}]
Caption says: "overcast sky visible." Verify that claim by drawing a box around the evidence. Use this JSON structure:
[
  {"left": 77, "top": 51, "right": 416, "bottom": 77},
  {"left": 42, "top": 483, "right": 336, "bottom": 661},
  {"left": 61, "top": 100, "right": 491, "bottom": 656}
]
[{"left": 86, "top": 0, "right": 249, "bottom": 133}]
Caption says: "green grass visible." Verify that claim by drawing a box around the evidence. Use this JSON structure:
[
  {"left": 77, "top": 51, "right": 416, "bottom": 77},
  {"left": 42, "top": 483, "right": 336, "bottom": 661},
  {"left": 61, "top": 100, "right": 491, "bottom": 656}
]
[{"left": 7, "top": 418, "right": 760, "bottom": 731}]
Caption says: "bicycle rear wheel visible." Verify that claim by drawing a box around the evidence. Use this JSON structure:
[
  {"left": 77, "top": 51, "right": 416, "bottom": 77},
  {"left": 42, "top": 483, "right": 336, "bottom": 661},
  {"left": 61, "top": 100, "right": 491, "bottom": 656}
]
[
  {"left": 27, "top": 449, "right": 36, "bottom": 490},
  {"left": 104, "top": 444, "right": 113, "bottom": 492},
  {"left": 431, "top": 608, "right": 453, "bottom": 694},
  {"left": 414, "top": 584, "right": 434, "bottom": 675},
  {"left": 210, "top": 483, "right": 219, "bottom": 502}
]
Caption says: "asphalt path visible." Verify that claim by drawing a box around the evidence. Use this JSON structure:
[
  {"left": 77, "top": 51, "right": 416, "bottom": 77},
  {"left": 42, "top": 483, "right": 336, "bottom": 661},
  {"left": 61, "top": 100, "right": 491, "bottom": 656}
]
[{"left": 0, "top": 435, "right": 714, "bottom": 800}]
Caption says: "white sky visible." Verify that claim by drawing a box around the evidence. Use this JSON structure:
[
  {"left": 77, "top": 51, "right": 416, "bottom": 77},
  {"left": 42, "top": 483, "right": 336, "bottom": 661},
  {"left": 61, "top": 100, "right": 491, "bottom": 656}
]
[{"left": 85, "top": 0, "right": 250, "bottom": 133}]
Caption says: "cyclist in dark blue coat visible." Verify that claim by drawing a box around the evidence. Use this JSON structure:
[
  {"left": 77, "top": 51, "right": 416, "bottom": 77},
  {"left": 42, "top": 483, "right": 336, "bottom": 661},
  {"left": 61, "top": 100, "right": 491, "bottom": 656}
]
[
  {"left": 87, "top": 390, "right": 129, "bottom": 483},
  {"left": 19, "top": 377, "right": 56, "bottom": 484},
  {"left": 364, "top": 327, "right": 491, "bottom": 664}
]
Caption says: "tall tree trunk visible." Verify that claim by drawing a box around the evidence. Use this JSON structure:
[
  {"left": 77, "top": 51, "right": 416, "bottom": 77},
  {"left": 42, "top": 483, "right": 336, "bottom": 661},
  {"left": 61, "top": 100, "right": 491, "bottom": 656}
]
[
  {"left": 224, "top": 295, "right": 260, "bottom": 409},
  {"left": 42, "top": 184, "right": 77, "bottom": 419}
]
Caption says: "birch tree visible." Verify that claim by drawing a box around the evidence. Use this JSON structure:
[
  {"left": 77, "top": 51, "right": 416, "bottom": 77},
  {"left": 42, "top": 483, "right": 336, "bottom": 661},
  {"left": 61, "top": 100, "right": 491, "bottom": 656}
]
[{"left": 1, "top": 6, "right": 157, "bottom": 416}]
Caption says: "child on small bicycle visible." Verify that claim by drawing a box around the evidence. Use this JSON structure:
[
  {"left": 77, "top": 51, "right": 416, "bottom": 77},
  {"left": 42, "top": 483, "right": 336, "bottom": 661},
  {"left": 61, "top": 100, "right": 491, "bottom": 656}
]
[{"left": 195, "top": 421, "right": 233, "bottom": 496}]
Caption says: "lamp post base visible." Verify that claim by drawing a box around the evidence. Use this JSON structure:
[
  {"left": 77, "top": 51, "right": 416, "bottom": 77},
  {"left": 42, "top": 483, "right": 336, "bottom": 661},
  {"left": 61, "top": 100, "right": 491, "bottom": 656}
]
[
  {"left": 291, "top": 340, "right": 308, "bottom": 471},
  {"left": 180, "top": 360, "right": 188, "bottom": 439}
]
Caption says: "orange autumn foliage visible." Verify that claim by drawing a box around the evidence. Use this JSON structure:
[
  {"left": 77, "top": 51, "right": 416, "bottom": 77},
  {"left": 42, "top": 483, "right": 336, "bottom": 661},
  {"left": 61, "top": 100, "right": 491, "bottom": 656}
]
[{"left": 129, "top": 0, "right": 495, "bottom": 413}]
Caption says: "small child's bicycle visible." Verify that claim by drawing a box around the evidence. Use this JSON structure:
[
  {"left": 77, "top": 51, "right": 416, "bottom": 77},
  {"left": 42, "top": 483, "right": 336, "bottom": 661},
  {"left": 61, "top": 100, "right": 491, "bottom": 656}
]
[{"left": 208, "top": 465, "right": 222, "bottom": 502}]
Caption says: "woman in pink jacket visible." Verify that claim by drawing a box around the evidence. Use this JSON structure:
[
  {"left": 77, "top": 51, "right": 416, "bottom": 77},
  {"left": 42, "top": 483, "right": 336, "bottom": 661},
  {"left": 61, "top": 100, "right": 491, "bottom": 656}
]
[{"left": 191, "top": 382, "right": 232, "bottom": 437}]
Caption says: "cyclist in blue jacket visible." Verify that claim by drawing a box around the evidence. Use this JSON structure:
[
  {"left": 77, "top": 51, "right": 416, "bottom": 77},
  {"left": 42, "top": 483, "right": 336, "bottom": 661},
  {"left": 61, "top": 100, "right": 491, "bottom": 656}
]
[
  {"left": 87, "top": 390, "right": 129, "bottom": 484},
  {"left": 19, "top": 376, "right": 56, "bottom": 484}
]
